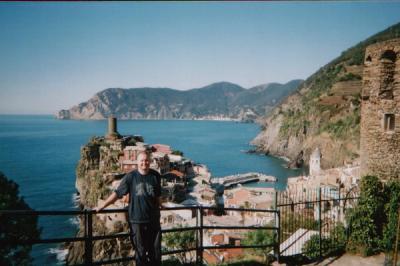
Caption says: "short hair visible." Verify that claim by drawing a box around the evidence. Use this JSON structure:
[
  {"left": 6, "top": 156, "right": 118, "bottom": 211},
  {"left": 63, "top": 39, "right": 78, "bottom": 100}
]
[{"left": 137, "top": 151, "right": 151, "bottom": 160}]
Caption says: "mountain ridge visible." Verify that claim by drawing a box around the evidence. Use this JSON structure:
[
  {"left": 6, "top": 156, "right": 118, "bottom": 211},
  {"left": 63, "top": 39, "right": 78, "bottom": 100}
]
[{"left": 57, "top": 80, "right": 302, "bottom": 122}]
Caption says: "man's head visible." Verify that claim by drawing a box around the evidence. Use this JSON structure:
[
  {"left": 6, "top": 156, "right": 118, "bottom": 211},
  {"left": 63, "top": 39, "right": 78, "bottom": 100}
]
[{"left": 137, "top": 151, "right": 151, "bottom": 175}]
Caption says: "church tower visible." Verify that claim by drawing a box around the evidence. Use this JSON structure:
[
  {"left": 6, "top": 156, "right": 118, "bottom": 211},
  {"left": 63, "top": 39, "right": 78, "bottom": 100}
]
[{"left": 309, "top": 147, "right": 321, "bottom": 177}]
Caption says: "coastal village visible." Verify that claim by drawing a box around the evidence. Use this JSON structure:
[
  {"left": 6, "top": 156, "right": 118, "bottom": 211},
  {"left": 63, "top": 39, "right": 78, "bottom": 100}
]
[
  {"left": 88, "top": 117, "right": 280, "bottom": 264},
  {"left": 85, "top": 116, "right": 363, "bottom": 265}
]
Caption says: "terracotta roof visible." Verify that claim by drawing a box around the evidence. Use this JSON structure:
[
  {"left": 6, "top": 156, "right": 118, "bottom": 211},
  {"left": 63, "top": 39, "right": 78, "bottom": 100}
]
[{"left": 168, "top": 170, "right": 185, "bottom": 177}]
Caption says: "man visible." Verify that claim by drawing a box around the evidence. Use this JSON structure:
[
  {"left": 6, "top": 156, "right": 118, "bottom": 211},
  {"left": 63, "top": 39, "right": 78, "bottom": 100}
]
[{"left": 95, "top": 151, "right": 162, "bottom": 266}]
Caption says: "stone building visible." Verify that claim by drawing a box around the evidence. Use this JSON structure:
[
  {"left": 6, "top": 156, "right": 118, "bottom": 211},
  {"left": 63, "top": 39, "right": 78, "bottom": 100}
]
[{"left": 360, "top": 38, "right": 400, "bottom": 180}]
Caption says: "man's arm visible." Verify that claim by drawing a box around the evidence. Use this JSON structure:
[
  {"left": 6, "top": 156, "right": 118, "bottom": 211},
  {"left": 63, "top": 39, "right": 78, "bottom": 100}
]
[{"left": 94, "top": 192, "right": 118, "bottom": 212}]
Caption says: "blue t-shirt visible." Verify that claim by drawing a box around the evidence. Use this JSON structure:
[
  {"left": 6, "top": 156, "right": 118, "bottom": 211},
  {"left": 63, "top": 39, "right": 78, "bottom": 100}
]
[{"left": 114, "top": 169, "right": 161, "bottom": 223}]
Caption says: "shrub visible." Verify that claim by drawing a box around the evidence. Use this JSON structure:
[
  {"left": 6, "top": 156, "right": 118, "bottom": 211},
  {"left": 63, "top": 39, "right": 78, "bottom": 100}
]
[
  {"left": 172, "top": 150, "right": 184, "bottom": 156},
  {"left": 302, "top": 235, "right": 330, "bottom": 260},
  {"left": 243, "top": 228, "right": 274, "bottom": 263},
  {"left": 337, "top": 73, "right": 362, "bottom": 82},
  {"left": 346, "top": 175, "right": 385, "bottom": 256},
  {"left": 382, "top": 180, "right": 400, "bottom": 251}
]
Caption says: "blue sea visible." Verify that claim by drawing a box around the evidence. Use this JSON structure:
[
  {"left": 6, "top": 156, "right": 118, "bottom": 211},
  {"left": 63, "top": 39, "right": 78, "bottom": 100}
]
[{"left": 0, "top": 115, "right": 302, "bottom": 265}]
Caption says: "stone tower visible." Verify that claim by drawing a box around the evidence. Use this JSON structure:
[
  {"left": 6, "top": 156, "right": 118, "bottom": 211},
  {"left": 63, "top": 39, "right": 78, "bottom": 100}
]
[
  {"left": 309, "top": 147, "right": 321, "bottom": 177},
  {"left": 360, "top": 38, "right": 400, "bottom": 180},
  {"left": 107, "top": 116, "right": 120, "bottom": 139}
]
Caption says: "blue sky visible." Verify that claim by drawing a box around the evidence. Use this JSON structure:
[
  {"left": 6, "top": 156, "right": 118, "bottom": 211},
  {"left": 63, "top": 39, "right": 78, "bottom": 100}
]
[{"left": 0, "top": 2, "right": 400, "bottom": 114}]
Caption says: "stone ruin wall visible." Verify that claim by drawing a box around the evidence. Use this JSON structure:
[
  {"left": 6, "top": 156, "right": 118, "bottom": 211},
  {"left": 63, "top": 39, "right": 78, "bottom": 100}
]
[{"left": 360, "top": 38, "right": 400, "bottom": 180}]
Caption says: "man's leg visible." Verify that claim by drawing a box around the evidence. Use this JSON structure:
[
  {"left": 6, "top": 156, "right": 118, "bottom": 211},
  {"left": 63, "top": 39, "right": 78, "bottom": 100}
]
[
  {"left": 129, "top": 223, "right": 146, "bottom": 266},
  {"left": 147, "top": 221, "right": 161, "bottom": 266}
]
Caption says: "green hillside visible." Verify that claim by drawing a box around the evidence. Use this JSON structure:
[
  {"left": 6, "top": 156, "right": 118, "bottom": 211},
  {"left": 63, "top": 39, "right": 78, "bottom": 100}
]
[{"left": 254, "top": 22, "right": 400, "bottom": 168}]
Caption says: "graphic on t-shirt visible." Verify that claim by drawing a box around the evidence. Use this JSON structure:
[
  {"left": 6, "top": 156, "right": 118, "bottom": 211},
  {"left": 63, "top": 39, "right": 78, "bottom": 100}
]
[
  {"left": 135, "top": 182, "right": 155, "bottom": 196},
  {"left": 146, "top": 183, "right": 155, "bottom": 196}
]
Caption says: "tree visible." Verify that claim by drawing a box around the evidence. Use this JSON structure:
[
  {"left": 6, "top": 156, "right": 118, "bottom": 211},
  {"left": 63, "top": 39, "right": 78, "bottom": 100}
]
[
  {"left": 0, "top": 172, "right": 41, "bottom": 265},
  {"left": 242, "top": 228, "right": 274, "bottom": 263},
  {"left": 163, "top": 225, "right": 196, "bottom": 264}
]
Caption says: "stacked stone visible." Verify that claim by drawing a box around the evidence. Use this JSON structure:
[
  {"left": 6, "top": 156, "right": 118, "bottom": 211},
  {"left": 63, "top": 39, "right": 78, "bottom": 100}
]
[{"left": 360, "top": 38, "right": 400, "bottom": 180}]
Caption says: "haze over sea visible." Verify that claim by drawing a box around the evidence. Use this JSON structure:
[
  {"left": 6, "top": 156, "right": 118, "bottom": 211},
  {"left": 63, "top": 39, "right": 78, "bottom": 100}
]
[{"left": 0, "top": 115, "right": 302, "bottom": 265}]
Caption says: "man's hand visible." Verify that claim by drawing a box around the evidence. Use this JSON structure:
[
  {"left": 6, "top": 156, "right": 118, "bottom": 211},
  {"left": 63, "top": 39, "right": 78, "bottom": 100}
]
[
  {"left": 94, "top": 192, "right": 118, "bottom": 212},
  {"left": 93, "top": 206, "right": 104, "bottom": 212}
]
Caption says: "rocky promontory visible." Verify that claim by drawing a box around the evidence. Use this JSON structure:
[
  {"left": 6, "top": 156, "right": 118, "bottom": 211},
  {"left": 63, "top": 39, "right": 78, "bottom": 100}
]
[{"left": 66, "top": 120, "right": 202, "bottom": 264}]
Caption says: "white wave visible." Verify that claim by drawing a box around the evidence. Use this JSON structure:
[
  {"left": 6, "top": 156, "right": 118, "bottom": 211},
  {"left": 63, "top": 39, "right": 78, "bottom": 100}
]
[
  {"left": 69, "top": 217, "right": 80, "bottom": 226},
  {"left": 71, "top": 193, "right": 80, "bottom": 207},
  {"left": 48, "top": 247, "right": 68, "bottom": 264}
]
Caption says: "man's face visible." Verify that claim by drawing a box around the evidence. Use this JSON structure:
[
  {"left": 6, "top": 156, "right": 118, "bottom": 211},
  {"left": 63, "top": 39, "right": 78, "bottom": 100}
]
[{"left": 137, "top": 153, "right": 150, "bottom": 174}]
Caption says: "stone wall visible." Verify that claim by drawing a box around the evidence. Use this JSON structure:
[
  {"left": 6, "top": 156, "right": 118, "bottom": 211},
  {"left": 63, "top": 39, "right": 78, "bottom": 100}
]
[{"left": 360, "top": 38, "right": 400, "bottom": 180}]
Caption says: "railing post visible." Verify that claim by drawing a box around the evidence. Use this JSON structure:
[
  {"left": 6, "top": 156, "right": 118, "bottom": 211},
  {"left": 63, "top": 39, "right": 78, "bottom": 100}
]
[
  {"left": 196, "top": 206, "right": 200, "bottom": 265},
  {"left": 318, "top": 187, "right": 322, "bottom": 260},
  {"left": 199, "top": 206, "right": 203, "bottom": 265},
  {"left": 84, "top": 209, "right": 93, "bottom": 265},
  {"left": 274, "top": 191, "right": 280, "bottom": 262},
  {"left": 277, "top": 209, "right": 281, "bottom": 263},
  {"left": 338, "top": 186, "right": 341, "bottom": 223}
]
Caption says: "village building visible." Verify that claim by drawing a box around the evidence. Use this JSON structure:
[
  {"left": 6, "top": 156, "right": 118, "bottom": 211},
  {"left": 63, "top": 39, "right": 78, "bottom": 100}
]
[
  {"left": 152, "top": 143, "right": 172, "bottom": 154},
  {"left": 151, "top": 151, "right": 170, "bottom": 174},
  {"left": 160, "top": 202, "right": 195, "bottom": 228},
  {"left": 224, "top": 187, "right": 275, "bottom": 225}
]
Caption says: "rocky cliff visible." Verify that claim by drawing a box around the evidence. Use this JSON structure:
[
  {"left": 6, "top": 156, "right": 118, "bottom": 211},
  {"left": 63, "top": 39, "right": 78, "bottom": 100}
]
[
  {"left": 253, "top": 22, "right": 400, "bottom": 169},
  {"left": 57, "top": 81, "right": 302, "bottom": 122},
  {"left": 66, "top": 136, "right": 141, "bottom": 265}
]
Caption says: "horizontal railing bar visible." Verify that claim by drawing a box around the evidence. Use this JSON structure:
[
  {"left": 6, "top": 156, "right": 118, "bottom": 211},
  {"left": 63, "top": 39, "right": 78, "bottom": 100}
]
[
  {"left": 1, "top": 236, "right": 86, "bottom": 245},
  {"left": 0, "top": 206, "right": 279, "bottom": 215},
  {"left": 202, "top": 206, "right": 277, "bottom": 213},
  {"left": 0, "top": 208, "right": 127, "bottom": 215},
  {"left": 203, "top": 243, "right": 275, "bottom": 250},
  {"left": 161, "top": 206, "right": 199, "bottom": 211},
  {"left": 0, "top": 210, "right": 84, "bottom": 215},
  {"left": 162, "top": 227, "right": 200, "bottom": 233},
  {"left": 162, "top": 247, "right": 198, "bottom": 255},
  {"left": 202, "top": 225, "right": 278, "bottom": 230}
]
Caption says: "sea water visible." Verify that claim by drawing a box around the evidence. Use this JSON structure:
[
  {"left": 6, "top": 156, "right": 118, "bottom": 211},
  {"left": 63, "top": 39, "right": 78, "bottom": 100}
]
[{"left": 0, "top": 115, "right": 302, "bottom": 265}]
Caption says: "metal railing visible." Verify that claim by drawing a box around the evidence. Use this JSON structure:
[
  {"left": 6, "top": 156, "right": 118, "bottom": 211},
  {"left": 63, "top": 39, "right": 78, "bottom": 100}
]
[
  {"left": 276, "top": 186, "right": 359, "bottom": 262},
  {"left": 0, "top": 206, "right": 280, "bottom": 265}
]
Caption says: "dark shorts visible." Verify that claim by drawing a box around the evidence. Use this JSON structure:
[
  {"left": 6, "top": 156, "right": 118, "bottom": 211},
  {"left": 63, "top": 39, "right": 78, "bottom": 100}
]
[{"left": 129, "top": 221, "right": 161, "bottom": 266}]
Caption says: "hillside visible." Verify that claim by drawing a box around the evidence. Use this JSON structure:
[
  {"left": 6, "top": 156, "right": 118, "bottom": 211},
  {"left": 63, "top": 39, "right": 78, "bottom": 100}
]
[
  {"left": 56, "top": 80, "right": 302, "bottom": 122},
  {"left": 253, "top": 22, "right": 400, "bottom": 169}
]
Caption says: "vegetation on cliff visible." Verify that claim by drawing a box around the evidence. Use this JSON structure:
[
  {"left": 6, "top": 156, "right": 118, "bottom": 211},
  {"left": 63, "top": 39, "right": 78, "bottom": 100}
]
[
  {"left": 68, "top": 136, "right": 136, "bottom": 264},
  {"left": 0, "top": 172, "right": 41, "bottom": 266},
  {"left": 254, "top": 22, "right": 400, "bottom": 168}
]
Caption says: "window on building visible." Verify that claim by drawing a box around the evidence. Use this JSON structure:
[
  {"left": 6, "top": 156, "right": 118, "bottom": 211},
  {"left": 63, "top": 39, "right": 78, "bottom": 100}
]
[
  {"left": 379, "top": 50, "right": 396, "bottom": 99},
  {"left": 384, "top": 114, "right": 395, "bottom": 131}
]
